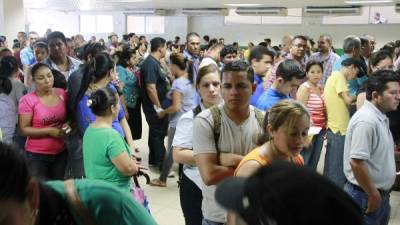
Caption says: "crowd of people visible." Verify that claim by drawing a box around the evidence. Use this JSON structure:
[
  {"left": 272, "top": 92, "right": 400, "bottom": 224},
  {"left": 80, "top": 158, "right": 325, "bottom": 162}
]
[{"left": 0, "top": 29, "right": 400, "bottom": 225}]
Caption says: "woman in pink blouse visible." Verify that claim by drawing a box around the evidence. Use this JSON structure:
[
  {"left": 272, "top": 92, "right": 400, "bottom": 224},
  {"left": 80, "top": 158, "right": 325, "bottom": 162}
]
[{"left": 18, "top": 63, "right": 70, "bottom": 180}]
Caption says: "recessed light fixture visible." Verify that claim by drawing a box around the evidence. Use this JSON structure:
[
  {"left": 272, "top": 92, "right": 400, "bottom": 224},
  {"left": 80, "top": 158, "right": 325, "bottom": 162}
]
[
  {"left": 344, "top": 0, "right": 393, "bottom": 4},
  {"left": 225, "top": 4, "right": 263, "bottom": 7}
]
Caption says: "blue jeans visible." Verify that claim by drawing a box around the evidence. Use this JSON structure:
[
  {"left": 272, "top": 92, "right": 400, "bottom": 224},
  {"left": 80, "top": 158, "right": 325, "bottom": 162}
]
[
  {"left": 202, "top": 219, "right": 224, "bottom": 225},
  {"left": 324, "top": 129, "right": 346, "bottom": 188},
  {"left": 344, "top": 182, "right": 391, "bottom": 225},
  {"left": 301, "top": 129, "right": 326, "bottom": 170}
]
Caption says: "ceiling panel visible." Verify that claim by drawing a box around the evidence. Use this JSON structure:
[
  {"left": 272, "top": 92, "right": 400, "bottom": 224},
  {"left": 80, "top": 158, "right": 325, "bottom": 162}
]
[{"left": 23, "top": 0, "right": 398, "bottom": 11}]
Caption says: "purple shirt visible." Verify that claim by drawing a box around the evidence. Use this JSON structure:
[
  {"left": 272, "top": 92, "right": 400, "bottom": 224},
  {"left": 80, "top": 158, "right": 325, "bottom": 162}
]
[{"left": 309, "top": 51, "right": 340, "bottom": 85}]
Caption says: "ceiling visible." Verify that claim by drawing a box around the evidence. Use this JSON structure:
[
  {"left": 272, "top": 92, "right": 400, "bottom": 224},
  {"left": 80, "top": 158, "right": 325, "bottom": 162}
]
[{"left": 23, "top": 0, "right": 399, "bottom": 11}]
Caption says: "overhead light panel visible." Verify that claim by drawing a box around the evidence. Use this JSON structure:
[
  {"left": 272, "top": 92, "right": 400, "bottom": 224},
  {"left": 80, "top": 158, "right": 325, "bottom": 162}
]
[
  {"left": 344, "top": 0, "right": 393, "bottom": 4},
  {"left": 225, "top": 4, "right": 263, "bottom": 7}
]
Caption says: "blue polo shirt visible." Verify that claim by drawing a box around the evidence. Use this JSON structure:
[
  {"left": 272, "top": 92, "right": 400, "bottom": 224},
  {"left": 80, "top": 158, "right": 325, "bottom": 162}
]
[
  {"left": 255, "top": 88, "right": 289, "bottom": 111},
  {"left": 250, "top": 75, "right": 264, "bottom": 106}
]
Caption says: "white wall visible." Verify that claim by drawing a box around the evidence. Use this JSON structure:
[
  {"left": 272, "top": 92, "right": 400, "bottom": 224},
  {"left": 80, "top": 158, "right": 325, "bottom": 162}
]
[
  {"left": 4, "top": 0, "right": 24, "bottom": 41},
  {"left": 189, "top": 16, "right": 400, "bottom": 48},
  {"left": 25, "top": 8, "right": 188, "bottom": 42},
  {"left": 0, "top": 0, "right": 4, "bottom": 35},
  {"left": 21, "top": 9, "right": 400, "bottom": 48}
]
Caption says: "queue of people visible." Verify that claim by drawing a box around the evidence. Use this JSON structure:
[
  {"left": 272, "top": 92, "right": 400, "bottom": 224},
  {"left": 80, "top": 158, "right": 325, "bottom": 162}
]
[{"left": 0, "top": 30, "right": 400, "bottom": 225}]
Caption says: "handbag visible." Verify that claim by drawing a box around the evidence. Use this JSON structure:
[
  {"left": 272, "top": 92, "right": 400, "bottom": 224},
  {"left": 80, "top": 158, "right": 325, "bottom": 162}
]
[{"left": 132, "top": 169, "right": 151, "bottom": 213}]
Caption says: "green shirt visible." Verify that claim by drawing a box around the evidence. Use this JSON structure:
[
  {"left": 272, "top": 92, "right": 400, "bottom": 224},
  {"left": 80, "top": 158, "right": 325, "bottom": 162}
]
[
  {"left": 83, "top": 126, "right": 132, "bottom": 192},
  {"left": 46, "top": 179, "right": 157, "bottom": 225}
]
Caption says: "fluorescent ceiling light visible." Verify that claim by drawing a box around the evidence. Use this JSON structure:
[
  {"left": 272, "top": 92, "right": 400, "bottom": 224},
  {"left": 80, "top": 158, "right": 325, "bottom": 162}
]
[
  {"left": 225, "top": 4, "right": 263, "bottom": 7},
  {"left": 344, "top": 0, "right": 393, "bottom": 4}
]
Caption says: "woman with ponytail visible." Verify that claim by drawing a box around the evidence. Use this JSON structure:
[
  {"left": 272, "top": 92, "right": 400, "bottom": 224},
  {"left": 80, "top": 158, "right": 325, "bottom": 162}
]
[
  {"left": 0, "top": 56, "right": 26, "bottom": 108},
  {"left": 150, "top": 53, "right": 195, "bottom": 187},
  {"left": 0, "top": 74, "right": 15, "bottom": 143},
  {"left": 83, "top": 87, "right": 139, "bottom": 192},
  {"left": 75, "top": 52, "right": 136, "bottom": 151},
  {"left": 235, "top": 100, "right": 309, "bottom": 177}
]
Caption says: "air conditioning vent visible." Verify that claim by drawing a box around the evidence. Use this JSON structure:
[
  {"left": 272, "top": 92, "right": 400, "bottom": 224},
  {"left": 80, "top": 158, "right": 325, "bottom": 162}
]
[
  {"left": 235, "top": 7, "right": 288, "bottom": 16},
  {"left": 124, "top": 8, "right": 167, "bottom": 16},
  {"left": 181, "top": 8, "right": 229, "bottom": 16},
  {"left": 304, "top": 6, "right": 361, "bottom": 16}
]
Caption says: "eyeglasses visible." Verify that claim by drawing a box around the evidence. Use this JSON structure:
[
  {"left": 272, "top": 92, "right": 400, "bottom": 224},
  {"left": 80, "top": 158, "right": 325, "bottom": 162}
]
[{"left": 293, "top": 44, "right": 307, "bottom": 49}]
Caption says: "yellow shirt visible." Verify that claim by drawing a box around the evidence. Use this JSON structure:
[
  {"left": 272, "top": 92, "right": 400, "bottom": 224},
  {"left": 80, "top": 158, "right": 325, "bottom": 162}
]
[
  {"left": 324, "top": 71, "right": 350, "bottom": 135},
  {"left": 243, "top": 49, "right": 251, "bottom": 61}
]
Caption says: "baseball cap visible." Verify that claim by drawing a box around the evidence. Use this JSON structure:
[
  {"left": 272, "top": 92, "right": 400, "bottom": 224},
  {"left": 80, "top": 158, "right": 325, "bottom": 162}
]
[{"left": 215, "top": 161, "right": 362, "bottom": 225}]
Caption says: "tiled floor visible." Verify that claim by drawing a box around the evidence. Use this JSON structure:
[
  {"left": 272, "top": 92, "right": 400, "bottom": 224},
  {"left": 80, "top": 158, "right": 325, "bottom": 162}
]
[{"left": 134, "top": 116, "right": 400, "bottom": 225}]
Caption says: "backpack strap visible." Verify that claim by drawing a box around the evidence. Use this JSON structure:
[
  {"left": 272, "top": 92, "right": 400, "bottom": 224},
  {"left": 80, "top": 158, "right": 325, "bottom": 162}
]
[
  {"left": 192, "top": 104, "right": 202, "bottom": 117},
  {"left": 64, "top": 179, "right": 96, "bottom": 225},
  {"left": 178, "top": 104, "right": 203, "bottom": 185},
  {"left": 210, "top": 106, "right": 222, "bottom": 165},
  {"left": 253, "top": 108, "right": 265, "bottom": 129}
]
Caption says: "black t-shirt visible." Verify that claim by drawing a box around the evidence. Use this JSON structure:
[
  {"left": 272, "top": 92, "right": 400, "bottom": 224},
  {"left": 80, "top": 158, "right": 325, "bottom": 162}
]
[{"left": 140, "top": 55, "right": 168, "bottom": 109}]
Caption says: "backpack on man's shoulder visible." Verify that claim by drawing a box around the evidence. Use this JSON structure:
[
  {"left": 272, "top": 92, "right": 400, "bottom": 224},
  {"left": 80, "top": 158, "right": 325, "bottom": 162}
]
[{"left": 209, "top": 105, "right": 264, "bottom": 164}]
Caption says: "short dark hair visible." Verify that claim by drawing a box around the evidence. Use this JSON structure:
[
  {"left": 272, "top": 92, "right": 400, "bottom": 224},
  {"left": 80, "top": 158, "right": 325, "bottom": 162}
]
[
  {"left": 220, "top": 45, "right": 237, "bottom": 58},
  {"left": 122, "top": 34, "right": 129, "bottom": 41},
  {"left": 47, "top": 31, "right": 67, "bottom": 45},
  {"left": 249, "top": 46, "right": 275, "bottom": 64},
  {"left": 360, "top": 37, "right": 369, "bottom": 47},
  {"left": 150, "top": 37, "right": 166, "bottom": 53},
  {"left": 223, "top": 60, "right": 253, "bottom": 84},
  {"left": 276, "top": 59, "right": 306, "bottom": 82},
  {"left": 186, "top": 32, "right": 200, "bottom": 42},
  {"left": 291, "top": 35, "right": 307, "bottom": 44},
  {"left": 305, "top": 60, "right": 324, "bottom": 73},
  {"left": 369, "top": 50, "right": 393, "bottom": 73},
  {"left": 366, "top": 70, "right": 400, "bottom": 101},
  {"left": 82, "top": 42, "right": 107, "bottom": 62}
]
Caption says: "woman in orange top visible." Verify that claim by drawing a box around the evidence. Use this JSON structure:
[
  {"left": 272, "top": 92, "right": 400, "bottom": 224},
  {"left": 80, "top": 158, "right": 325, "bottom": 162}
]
[{"left": 235, "top": 99, "right": 310, "bottom": 177}]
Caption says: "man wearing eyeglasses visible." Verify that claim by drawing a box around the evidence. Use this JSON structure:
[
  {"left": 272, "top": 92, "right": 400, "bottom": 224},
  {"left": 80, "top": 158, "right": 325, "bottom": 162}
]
[{"left": 265, "top": 35, "right": 307, "bottom": 93}]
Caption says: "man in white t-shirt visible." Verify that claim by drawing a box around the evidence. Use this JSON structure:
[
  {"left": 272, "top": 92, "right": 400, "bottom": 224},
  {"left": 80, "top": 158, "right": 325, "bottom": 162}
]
[
  {"left": 193, "top": 60, "right": 264, "bottom": 225},
  {"left": 344, "top": 70, "right": 400, "bottom": 225}
]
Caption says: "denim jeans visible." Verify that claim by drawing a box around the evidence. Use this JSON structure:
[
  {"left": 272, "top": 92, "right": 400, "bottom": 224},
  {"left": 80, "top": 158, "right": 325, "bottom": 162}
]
[
  {"left": 324, "top": 129, "right": 346, "bottom": 188},
  {"left": 202, "top": 219, "right": 224, "bottom": 225},
  {"left": 180, "top": 172, "right": 203, "bottom": 225},
  {"left": 301, "top": 129, "right": 326, "bottom": 170},
  {"left": 159, "top": 127, "right": 176, "bottom": 182},
  {"left": 26, "top": 150, "right": 68, "bottom": 181},
  {"left": 344, "top": 182, "right": 391, "bottom": 225}
]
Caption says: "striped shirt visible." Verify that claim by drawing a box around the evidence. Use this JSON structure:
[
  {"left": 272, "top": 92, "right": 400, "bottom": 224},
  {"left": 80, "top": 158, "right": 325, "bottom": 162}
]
[{"left": 302, "top": 82, "right": 326, "bottom": 129}]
